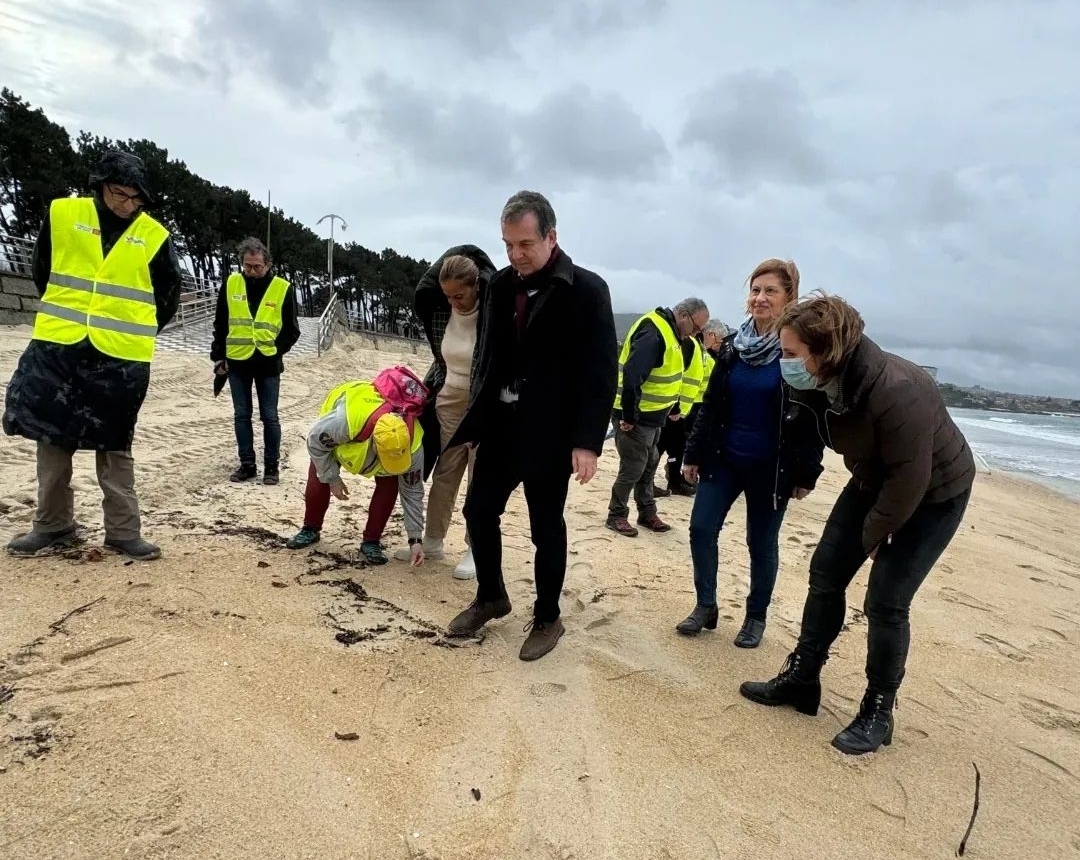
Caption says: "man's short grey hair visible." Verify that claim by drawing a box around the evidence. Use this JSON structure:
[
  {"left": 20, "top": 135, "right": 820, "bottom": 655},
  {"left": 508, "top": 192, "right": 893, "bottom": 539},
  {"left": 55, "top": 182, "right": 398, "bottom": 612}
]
[
  {"left": 501, "top": 190, "right": 557, "bottom": 238},
  {"left": 703, "top": 318, "right": 730, "bottom": 337},
  {"left": 237, "top": 237, "right": 271, "bottom": 264},
  {"left": 674, "top": 297, "right": 708, "bottom": 318}
]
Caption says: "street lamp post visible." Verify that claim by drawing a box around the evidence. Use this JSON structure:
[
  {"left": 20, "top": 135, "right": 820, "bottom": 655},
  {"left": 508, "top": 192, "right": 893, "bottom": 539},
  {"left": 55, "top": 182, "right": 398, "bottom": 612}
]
[{"left": 316, "top": 213, "right": 348, "bottom": 304}]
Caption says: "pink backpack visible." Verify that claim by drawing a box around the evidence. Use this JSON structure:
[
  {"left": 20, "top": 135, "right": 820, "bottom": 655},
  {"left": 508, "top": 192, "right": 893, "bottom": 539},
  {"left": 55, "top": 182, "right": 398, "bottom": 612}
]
[{"left": 357, "top": 365, "right": 430, "bottom": 441}]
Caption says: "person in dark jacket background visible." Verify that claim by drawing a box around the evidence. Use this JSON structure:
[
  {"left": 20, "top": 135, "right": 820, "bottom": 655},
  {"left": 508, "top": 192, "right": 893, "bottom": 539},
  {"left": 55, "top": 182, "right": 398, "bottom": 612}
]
[
  {"left": 679, "top": 259, "right": 823, "bottom": 648},
  {"left": 444, "top": 190, "right": 618, "bottom": 661},
  {"left": 654, "top": 318, "right": 730, "bottom": 498},
  {"left": 3, "top": 150, "right": 182, "bottom": 560},
  {"left": 402, "top": 244, "right": 495, "bottom": 578},
  {"left": 739, "top": 293, "right": 975, "bottom": 756},
  {"left": 210, "top": 237, "right": 300, "bottom": 485},
  {"left": 607, "top": 298, "right": 710, "bottom": 537}
]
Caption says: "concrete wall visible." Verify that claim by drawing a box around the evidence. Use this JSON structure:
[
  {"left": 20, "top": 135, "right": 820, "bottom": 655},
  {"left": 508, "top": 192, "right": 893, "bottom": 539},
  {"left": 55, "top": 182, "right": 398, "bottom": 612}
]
[{"left": 0, "top": 273, "right": 39, "bottom": 326}]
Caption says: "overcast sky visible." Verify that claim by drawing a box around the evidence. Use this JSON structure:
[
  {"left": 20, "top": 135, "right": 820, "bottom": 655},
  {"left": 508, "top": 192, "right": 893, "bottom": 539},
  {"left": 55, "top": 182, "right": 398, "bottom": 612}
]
[{"left": 2, "top": 0, "right": 1077, "bottom": 396}]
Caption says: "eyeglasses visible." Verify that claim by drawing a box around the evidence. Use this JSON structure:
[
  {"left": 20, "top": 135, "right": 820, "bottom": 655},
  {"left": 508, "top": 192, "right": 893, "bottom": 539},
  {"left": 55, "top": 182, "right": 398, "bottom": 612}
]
[{"left": 105, "top": 184, "right": 144, "bottom": 205}]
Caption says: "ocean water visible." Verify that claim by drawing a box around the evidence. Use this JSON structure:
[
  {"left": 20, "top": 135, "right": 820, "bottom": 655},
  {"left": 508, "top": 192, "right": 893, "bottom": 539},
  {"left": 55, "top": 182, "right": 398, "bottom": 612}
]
[{"left": 949, "top": 407, "right": 1080, "bottom": 500}]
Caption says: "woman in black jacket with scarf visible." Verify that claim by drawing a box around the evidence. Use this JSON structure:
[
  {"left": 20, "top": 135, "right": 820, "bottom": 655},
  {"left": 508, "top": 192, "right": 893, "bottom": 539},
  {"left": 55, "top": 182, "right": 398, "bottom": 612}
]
[
  {"left": 678, "top": 259, "right": 824, "bottom": 647},
  {"left": 401, "top": 244, "right": 495, "bottom": 577}
]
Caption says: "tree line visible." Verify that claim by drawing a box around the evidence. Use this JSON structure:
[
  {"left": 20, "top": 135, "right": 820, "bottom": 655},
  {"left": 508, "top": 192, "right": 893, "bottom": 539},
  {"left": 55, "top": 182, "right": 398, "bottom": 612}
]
[{"left": 0, "top": 88, "right": 429, "bottom": 332}]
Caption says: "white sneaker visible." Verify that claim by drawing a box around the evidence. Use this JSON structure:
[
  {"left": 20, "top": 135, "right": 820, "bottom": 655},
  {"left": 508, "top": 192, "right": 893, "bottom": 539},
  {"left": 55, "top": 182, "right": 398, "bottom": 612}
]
[
  {"left": 393, "top": 537, "right": 445, "bottom": 562},
  {"left": 453, "top": 549, "right": 476, "bottom": 580}
]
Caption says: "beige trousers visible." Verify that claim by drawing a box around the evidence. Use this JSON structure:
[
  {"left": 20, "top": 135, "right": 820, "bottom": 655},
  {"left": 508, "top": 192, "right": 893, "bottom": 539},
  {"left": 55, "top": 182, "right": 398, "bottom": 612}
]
[
  {"left": 34, "top": 442, "right": 141, "bottom": 541},
  {"left": 425, "top": 385, "right": 475, "bottom": 542}
]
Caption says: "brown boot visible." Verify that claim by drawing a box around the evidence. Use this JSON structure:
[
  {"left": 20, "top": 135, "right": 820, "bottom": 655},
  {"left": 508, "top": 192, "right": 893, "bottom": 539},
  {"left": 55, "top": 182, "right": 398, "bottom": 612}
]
[
  {"left": 519, "top": 617, "right": 565, "bottom": 661},
  {"left": 606, "top": 516, "right": 639, "bottom": 537},
  {"left": 447, "top": 597, "right": 512, "bottom": 636},
  {"left": 637, "top": 513, "right": 672, "bottom": 533}
]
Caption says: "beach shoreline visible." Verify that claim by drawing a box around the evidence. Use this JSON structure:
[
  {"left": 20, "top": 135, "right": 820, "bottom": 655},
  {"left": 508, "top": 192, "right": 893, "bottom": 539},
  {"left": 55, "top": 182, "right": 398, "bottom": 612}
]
[{"left": 2, "top": 326, "right": 1079, "bottom": 860}]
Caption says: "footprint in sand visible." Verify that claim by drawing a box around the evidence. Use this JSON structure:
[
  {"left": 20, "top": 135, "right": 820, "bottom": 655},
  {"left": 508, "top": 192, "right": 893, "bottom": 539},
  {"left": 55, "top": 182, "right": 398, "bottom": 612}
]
[
  {"left": 974, "top": 632, "right": 1029, "bottom": 662},
  {"left": 528, "top": 682, "right": 567, "bottom": 697}
]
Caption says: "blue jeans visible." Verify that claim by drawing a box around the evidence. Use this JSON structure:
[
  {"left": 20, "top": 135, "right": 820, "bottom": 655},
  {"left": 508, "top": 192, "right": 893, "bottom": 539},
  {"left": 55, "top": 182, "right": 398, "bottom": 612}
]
[
  {"left": 688, "top": 458, "right": 787, "bottom": 619},
  {"left": 228, "top": 370, "right": 281, "bottom": 467}
]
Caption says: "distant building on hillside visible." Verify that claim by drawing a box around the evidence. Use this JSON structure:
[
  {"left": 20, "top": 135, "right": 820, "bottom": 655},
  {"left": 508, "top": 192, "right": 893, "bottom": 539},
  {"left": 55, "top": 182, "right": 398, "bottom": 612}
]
[{"left": 920, "top": 365, "right": 938, "bottom": 380}]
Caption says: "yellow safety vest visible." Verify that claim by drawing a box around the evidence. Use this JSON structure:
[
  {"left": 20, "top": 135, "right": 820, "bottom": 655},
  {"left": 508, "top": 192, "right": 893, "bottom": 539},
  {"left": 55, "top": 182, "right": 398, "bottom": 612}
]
[
  {"left": 694, "top": 351, "right": 715, "bottom": 406},
  {"left": 32, "top": 197, "right": 168, "bottom": 362},
  {"left": 614, "top": 310, "right": 683, "bottom": 413},
  {"left": 678, "top": 338, "right": 705, "bottom": 412},
  {"left": 224, "top": 272, "right": 290, "bottom": 360},
  {"left": 320, "top": 381, "right": 424, "bottom": 477}
]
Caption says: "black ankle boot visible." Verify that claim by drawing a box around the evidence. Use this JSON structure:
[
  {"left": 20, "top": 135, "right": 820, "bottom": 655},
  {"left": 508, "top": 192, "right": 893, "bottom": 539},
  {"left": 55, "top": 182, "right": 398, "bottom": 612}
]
[
  {"left": 831, "top": 688, "right": 895, "bottom": 755},
  {"left": 675, "top": 604, "right": 719, "bottom": 635},
  {"left": 739, "top": 651, "right": 823, "bottom": 716}
]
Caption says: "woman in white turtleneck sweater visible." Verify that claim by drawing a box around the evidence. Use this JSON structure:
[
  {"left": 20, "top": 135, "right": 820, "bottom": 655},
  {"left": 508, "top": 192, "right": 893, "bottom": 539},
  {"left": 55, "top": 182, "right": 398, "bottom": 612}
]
[{"left": 398, "top": 251, "right": 489, "bottom": 576}]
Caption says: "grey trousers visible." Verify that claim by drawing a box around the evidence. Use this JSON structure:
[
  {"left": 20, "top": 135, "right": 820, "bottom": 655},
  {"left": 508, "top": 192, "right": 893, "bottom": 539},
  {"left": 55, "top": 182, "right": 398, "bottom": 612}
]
[
  {"left": 33, "top": 442, "right": 141, "bottom": 541},
  {"left": 607, "top": 423, "right": 663, "bottom": 520}
]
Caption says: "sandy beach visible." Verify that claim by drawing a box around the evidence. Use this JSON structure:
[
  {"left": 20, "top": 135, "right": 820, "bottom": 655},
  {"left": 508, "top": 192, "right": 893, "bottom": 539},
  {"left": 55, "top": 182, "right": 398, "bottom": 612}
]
[{"left": 1, "top": 324, "right": 1078, "bottom": 860}]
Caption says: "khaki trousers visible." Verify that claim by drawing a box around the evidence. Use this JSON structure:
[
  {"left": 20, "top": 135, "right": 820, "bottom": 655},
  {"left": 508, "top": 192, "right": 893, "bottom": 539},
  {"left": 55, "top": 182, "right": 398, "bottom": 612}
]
[
  {"left": 33, "top": 442, "right": 141, "bottom": 541},
  {"left": 425, "top": 385, "right": 475, "bottom": 542}
]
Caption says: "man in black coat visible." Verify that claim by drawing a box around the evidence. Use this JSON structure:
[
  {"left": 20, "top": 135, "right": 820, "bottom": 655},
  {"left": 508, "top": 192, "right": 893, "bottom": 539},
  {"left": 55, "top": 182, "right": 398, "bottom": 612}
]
[{"left": 445, "top": 190, "right": 618, "bottom": 661}]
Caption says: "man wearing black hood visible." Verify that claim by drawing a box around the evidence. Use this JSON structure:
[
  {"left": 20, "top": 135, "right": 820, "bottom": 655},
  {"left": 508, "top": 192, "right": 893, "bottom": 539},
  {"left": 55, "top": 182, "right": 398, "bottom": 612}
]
[
  {"left": 210, "top": 237, "right": 300, "bottom": 484},
  {"left": 3, "top": 150, "right": 182, "bottom": 560}
]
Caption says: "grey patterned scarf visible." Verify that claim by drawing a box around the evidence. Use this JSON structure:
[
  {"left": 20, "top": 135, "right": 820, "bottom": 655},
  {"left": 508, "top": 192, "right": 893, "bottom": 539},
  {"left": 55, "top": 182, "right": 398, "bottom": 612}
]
[{"left": 732, "top": 316, "right": 781, "bottom": 366}]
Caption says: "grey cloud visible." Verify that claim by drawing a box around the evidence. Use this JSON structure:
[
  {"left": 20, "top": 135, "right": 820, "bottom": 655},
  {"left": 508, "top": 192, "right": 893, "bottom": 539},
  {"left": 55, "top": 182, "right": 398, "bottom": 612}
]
[
  {"left": 680, "top": 69, "right": 830, "bottom": 189},
  {"left": 341, "top": 78, "right": 668, "bottom": 187},
  {"left": 151, "top": 54, "right": 212, "bottom": 84},
  {"left": 558, "top": 0, "right": 669, "bottom": 38},
  {"left": 340, "top": 74, "right": 517, "bottom": 178},
  {"left": 519, "top": 87, "right": 670, "bottom": 185}
]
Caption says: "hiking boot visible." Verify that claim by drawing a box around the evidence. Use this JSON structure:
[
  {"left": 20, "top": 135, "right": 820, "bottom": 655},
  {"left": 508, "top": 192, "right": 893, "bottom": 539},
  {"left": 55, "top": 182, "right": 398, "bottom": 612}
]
[
  {"left": 447, "top": 597, "right": 512, "bottom": 636},
  {"left": 739, "top": 651, "right": 823, "bottom": 716},
  {"left": 453, "top": 549, "right": 476, "bottom": 580},
  {"left": 263, "top": 465, "right": 279, "bottom": 486},
  {"left": 831, "top": 689, "right": 896, "bottom": 755},
  {"left": 360, "top": 541, "right": 388, "bottom": 565},
  {"left": 286, "top": 527, "right": 320, "bottom": 549},
  {"left": 519, "top": 617, "right": 565, "bottom": 661},
  {"left": 105, "top": 537, "right": 162, "bottom": 561},
  {"left": 6, "top": 528, "right": 77, "bottom": 557},
  {"left": 230, "top": 464, "right": 258, "bottom": 482},
  {"left": 734, "top": 616, "right": 766, "bottom": 648},
  {"left": 676, "top": 604, "right": 719, "bottom": 635},
  {"left": 393, "top": 537, "right": 444, "bottom": 562},
  {"left": 671, "top": 479, "right": 696, "bottom": 498},
  {"left": 637, "top": 513, "right": 671, "bottom": 533},
  {"left": 606, "top": 516, "right": 638, "bottom": 537},
  {"left": 653, "top": 484, "right": 672, "bottom": 498}
]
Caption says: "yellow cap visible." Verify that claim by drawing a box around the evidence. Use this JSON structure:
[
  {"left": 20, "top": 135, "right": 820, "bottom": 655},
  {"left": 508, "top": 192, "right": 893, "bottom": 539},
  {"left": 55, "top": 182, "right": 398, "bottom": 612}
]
[{"left": 372, "top": 413, "right": 412, "bottom": 474}]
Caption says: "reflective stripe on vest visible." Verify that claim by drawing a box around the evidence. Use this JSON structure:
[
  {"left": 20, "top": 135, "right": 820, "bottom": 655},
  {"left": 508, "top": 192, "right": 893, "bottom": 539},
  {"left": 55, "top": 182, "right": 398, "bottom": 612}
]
[
  {"left": 224, "top": 273, "right": 290, "bottom": 360},
  {"left": 678, "top": 338, "right": 705, "bottom": 410},
  {"left": 319, "top": 381, "right": 424, "bottom": 477},
  {"left": 694, "top": 351, "right": 715, "bottom": 405},
  {"left": 613, "top": 310, "right": 683, "bottom": 412},
  {"left": 33, "top": 197, "right": 168, "bottom": 362}
]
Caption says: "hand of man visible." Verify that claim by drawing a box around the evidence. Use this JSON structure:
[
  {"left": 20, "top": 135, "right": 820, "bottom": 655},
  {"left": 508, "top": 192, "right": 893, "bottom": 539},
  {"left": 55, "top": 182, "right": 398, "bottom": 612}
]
[
  {"left": 618, "top": 420, "right": 634, "bottom": 432},
  {"left": 214, "top": 360, "right": 228, "bottom": 375},
  {"left": 572, "top": 448, "right": 598, "bottom": 484},
  {"left": 681, "top": 464, "right": 699, "bottom": 484},
  {"left": 668, "top": 412, "right": 683, "bottom": 422},
  {"left": 330, "top": 480, "right": 350, "bottom": 501},
  {"left": 410, "top": 543, "right": 425, "bottom": 567},
  {"left": 792, "top": 487, "right": 811, "bottom": 500}
]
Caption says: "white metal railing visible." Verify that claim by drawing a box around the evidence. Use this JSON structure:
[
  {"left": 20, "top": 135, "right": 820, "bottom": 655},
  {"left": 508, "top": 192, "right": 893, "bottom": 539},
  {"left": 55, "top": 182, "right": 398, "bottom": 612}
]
[
  {"left": 0, "top": 233, "right": 35, "bottom": 275},
  {"left": 316, "top": 291, "right": 346, "bottom": 355}
]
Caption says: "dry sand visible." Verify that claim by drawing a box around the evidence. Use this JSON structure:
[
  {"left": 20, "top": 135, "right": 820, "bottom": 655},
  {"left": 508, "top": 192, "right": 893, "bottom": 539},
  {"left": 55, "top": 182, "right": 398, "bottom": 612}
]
[{"left": 0, "top": 324, "right": 1078, "bottom": 860}]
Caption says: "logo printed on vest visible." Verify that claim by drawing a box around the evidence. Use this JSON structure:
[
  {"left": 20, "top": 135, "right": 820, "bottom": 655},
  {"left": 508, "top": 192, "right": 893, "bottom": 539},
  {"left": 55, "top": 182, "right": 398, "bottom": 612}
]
[
  {"left": 124, "top": 236, "right": 146, "bottom": 246},
  {"left": 74, "top": 223, "right": 101, "bottom": 235}
]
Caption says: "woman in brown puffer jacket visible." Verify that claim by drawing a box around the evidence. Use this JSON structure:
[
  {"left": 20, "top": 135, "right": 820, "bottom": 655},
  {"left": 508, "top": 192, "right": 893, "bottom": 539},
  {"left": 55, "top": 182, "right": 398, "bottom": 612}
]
[{"left": 739, "top": 293, "right": 975, "bottom": 756}]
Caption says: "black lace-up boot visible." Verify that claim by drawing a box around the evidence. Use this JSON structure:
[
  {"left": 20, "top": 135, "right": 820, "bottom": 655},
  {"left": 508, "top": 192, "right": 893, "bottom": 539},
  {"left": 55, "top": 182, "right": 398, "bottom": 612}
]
[
  {"left": 831, "top": 688, "right": 896, "bottom": 755},
  {"left": 739, "top": 650, "right": 823, "bottom": 716}
]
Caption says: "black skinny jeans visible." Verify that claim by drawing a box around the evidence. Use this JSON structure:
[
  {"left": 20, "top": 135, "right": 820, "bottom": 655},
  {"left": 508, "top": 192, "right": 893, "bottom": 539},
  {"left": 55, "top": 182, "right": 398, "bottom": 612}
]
[{"left": 797, "top": 479, "right": 970, "bottom": 692}]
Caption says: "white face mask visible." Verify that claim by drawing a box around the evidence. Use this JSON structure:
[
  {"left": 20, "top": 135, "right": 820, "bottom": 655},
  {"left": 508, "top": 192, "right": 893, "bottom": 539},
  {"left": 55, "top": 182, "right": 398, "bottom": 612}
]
[{"left": 780, "top": 357, "right": 818, "bottom": 390}]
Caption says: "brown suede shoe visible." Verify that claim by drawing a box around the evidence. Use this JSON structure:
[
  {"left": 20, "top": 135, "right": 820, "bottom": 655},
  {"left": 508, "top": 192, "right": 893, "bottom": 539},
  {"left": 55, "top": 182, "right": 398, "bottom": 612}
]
[
  {"left": 606, "top": 516, "right": 639, "bottom": 537},
  {"left": 519, "top": 618, "right": 565, "bottom": 661},
  {"left": 447, "top": 597, "right": 512, "bottom": 636},
  {"left": 637, "top": 514, "right": 672, "bottom": 533}
]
